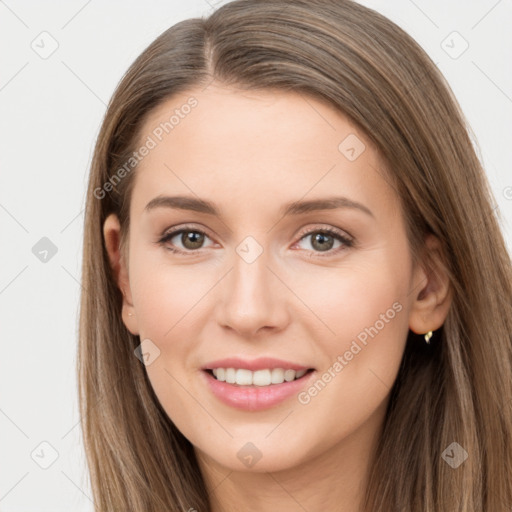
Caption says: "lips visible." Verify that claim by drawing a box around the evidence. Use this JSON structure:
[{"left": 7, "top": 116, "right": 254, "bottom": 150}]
[
  {"left": 201, "top": 357, "right": 312, "bottom": 372},
  {"left": 201, "top": 367, "right": 316, "bottom": 411},
  {"left": 199, "top": 356, "right": 316, "bottom": 410}
]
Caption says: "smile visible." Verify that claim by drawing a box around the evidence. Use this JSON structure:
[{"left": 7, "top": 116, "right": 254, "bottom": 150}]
[
  {"left": 207, "top": 367, "right": 310, "bottom": 386},
  {"left": 202, "top": 367, "right": 316, "bottom": 411}
]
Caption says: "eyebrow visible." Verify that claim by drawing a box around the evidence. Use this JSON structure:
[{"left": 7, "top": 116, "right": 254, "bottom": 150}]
[{"left": 144, "top": 195, "right": 374, "bottom": 218}]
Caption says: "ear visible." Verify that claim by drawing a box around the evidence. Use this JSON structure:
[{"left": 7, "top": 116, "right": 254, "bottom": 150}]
[
  {"left": 408, "top": 234, "right": 452, "bottom": 336},
  {"left": 103, "top": 213, "right": 139, "bottom": 335}
]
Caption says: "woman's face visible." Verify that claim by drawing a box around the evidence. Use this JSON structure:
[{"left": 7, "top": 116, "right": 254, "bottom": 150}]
[{"left": 106, "top": 83, "right": 433, "bottom": 475}]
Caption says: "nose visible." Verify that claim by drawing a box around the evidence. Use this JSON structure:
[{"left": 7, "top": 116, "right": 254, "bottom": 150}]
[{"left": 215, "top": 246, "right": 291, "bottom": 338}]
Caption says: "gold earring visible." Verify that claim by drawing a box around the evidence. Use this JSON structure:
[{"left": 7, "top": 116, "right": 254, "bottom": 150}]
[{"left": 424, "top": 330, "right": 433, "bottom": 344}]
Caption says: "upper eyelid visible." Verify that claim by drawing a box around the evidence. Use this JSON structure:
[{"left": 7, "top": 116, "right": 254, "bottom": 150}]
[
  {"left": 296, "top": 224, "right": 353, "bottom": 241},
  {"left": 160, "top": 223, "right": 215, "bottom": 242}
]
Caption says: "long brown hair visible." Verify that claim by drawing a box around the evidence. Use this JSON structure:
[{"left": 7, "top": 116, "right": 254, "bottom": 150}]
[{"left": 78, "top": 1, "right": 512, "bottom": 510}]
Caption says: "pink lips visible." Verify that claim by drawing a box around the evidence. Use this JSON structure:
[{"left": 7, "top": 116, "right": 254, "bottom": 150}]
[
  {"left": 200, "top": 357, "right": 315, "bottom": 411},
  {"left": 201, "top": 357, "right": 310, "bottom": 372}
]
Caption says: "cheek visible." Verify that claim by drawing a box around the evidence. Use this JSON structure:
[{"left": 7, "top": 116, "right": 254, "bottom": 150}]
[
  {"left": 284, "top": 273, "right": 408, "bottom": 468},
  {"left": 294, "top": 261, "right": 406, "bottom": 344},
  {"left": 288, "top": 270, "right": 407, "bottom": 448},
  {"left": 128, "top": 254, "right": 211, "bottom": 405},
  {"left": 130, "top": 252, "right": 212, "bottom": 341},
  {"left": 297, "top": 259, "right": 409, "bottom": 404},
  {"left": 129, "top": 261, "right": 201, "bottom": 425}
]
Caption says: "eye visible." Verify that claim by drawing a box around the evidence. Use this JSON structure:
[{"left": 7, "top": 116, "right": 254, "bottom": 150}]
[
  {"left": 292, "top": 226, "right": 353, "bottom": 257},
  {"left": 157, "top": 224, "right": 354, "bottom": 257},
  {"left": 157, "top": 225, "right": 215, "bottom": 255}
]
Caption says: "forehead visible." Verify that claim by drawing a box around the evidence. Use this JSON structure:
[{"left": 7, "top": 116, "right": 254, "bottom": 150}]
[{"left": 130, "top": 84, "right": 399, "bottom": 220}]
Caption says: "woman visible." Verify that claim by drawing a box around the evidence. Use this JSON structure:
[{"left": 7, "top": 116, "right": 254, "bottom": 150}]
[{"left": 78, "top": 0, "right": 512, "bottom": 510}]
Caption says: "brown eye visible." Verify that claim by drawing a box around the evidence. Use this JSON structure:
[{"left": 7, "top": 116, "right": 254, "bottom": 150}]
[
  {"left": 179, "top": 230, "right": 205, "bottom": 250},
  {"left": 310, "top": 232, "right": 335, "bottom": 252},
  {"left": 158, "top": 226, "right": 214, "bottom": 254},
  {"left": 293, "top": 226, "right": 354, "bottom": 258}
]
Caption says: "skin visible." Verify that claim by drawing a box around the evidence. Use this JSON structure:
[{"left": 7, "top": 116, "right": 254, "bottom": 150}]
[{"left": 103, "top": 82, "right": 452, "bottom": 512}]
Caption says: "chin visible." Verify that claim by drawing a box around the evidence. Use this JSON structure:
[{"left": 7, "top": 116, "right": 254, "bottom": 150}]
[{"left": 195, "top": 434, "right": 310, "bottom": 474}]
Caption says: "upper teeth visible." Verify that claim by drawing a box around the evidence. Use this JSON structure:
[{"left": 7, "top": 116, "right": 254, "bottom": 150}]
[{"left": 211, "top": 368, "right": 308, "bottom": 386}]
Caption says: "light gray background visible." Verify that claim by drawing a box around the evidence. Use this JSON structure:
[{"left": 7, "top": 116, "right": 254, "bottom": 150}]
[{"left": 1, "top": 0, "right": 511, "bottom": 510}]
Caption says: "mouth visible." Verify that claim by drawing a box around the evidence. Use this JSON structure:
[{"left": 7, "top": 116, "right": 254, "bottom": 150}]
[
  {"left": 202, "top": 366, "right": 317, "bottom": 411},
  {"left": 200, "top": 357, "right": 317, "bottom": 410},
  {"left": 203, "top": 367, "right": 315, "bottom": 387}
]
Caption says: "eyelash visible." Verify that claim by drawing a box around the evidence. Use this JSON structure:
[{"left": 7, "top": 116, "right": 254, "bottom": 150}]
[{"left": 157, "top": 223, "right": 354, "bottom": 258}]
